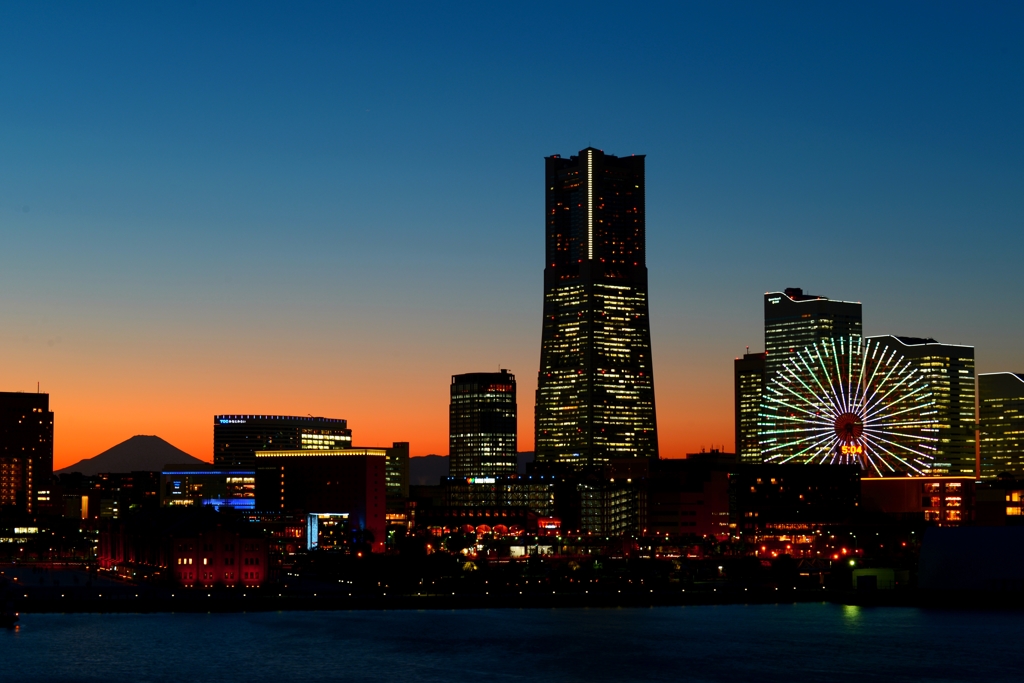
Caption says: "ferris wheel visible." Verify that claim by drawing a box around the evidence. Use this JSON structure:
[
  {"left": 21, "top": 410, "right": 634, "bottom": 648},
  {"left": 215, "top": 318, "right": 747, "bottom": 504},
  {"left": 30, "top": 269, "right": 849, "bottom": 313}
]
[{"left": 758, "top": 336, "right": 938, "bottom": 476}]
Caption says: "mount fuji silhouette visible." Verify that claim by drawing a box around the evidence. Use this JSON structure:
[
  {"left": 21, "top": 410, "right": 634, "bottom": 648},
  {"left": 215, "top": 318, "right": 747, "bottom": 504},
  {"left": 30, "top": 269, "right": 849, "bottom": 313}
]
[{"left": 57, "top": 435, "right": 206, "bottom": 475}]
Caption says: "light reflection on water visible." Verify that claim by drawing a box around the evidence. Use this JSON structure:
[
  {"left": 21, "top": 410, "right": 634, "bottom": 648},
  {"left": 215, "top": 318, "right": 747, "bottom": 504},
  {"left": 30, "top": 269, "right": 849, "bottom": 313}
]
[{"left": 2, "top": 604, "right": 1019, "bottom": 682}]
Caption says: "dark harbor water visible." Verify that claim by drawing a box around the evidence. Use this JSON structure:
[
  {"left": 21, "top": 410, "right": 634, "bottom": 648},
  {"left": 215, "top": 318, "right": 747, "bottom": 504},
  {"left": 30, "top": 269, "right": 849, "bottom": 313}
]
[{"left": 1, "top": 603, "right": 1019, "bottom": 682}]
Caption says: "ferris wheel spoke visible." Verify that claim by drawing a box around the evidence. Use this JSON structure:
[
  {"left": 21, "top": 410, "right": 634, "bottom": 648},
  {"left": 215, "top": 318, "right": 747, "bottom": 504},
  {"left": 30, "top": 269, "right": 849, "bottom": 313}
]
[
  {"left": 762, "top": 429, "right": 838, "bottom": 456},
  {"left": 811, "top": 346, "right": 847, "bottom": 416},
  {"left": 863, "top": 426, "right": 939, "bottom": 444},
  {"left": 795, "top": 350, "right": 843, "bottom": 417},
  {"left": 862, "top": 430, "right": 936, "bottom": 463},
  {"left": 862, "top": 369, "right": 925, "bottom": 421},
  {"left": 771, "top": 431, "right": 837, "bottom": 463},
  {"left": 862, "top": 433, "right": 922, "bottom": 474},
  {"left": 866, "top": 400, "right": 935, "bottom": 424},
  {"left": 782, "top": 364, "right": 838, "bottom": 418}
]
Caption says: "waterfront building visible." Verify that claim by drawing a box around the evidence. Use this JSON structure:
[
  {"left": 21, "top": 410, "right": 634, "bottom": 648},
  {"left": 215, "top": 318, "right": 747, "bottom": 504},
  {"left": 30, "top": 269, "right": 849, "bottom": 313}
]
[
  {"left": 213, "top": 414, "right": 352, "bottom": 468},
  {"left": 254, "top": 448, "right": 385, "bottom": 553},
  {"left": 159, "top": 467, "right": 256, "bottom": 511},
  {"left": 646, "top": 456, "right": 732, "bottom": 539},
  {"left": 869, "top": 336, "right": 976, "bottom": 476},
  {"left": 450, "top": 371, "right": 517, "bottom": 478},
  {"left": 0, "top": 391, "right": 54, "bottom": 515},
  {"left": 734, "top": 352, "right": 766, "bottom": 464},
  {"left": 979, "top": 373, "right": 1024, "bottom": 479},
  {"left": 535, "top": 148, "right": 659, "bottom": 469},
  {"left": 764, "top": 288, "right": 862, "bottom": 385},
  {"left": 861, "top": 476, "right": 974, "bottom": 526},
  {"left": 730, "top": 465, "right": 861, "bottom": 541}
]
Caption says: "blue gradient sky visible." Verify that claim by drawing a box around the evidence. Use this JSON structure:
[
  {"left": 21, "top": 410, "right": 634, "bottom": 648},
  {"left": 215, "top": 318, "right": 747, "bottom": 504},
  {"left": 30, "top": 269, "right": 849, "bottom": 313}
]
[{"left": 1, "top": 2, "right": 1022, "bottom": 466}]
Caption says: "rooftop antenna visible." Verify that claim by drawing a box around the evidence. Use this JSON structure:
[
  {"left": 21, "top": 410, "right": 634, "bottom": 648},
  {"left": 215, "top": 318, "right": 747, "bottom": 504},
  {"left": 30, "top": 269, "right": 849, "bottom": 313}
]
[{"left": 37, "top": 381, "right": 39, "bottom": 393}]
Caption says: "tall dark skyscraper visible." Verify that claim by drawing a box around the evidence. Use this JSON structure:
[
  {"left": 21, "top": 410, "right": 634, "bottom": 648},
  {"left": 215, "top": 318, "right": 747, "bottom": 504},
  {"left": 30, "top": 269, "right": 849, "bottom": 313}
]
[
  {"left": 0, "top": 391, "right": 53, "bottom": 514},
  {"left": 449, "top": 370, "right": 517, "bottom": 479},
  {"left": 213, "top": 414, "right": 352, "bottom": 468},
  {"left": 535, "top": 148, "right": 658, "bottom": 468},
  {"left": 734, "top": 352, "right": 766, "bottom": 464},
  {"left": 764, "top": 288, "right": 862, "bottom": 385}
]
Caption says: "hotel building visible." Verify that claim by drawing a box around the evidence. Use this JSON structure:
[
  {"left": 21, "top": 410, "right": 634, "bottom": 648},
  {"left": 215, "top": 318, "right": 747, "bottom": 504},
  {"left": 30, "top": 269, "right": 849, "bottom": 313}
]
[{"left": 450, "top": 370, "right": 517, "bottom": 479}]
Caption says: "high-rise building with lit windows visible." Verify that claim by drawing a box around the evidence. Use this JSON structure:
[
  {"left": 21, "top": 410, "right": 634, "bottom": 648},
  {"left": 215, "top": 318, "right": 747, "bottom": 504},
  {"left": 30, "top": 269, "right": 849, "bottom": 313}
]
[
  {"left": 213, "top": 415, "right": 352, "bottom": 468},
  {"left": 979, "top": 372, "right": 1024, "bottom": 479},
  {"left": 868, "top": 336, "right": 976, "bottom": 477},
  {"left": 0, "top": 391, "right": 53, "bottom": 514},
  {"left": 764, "top": 288, "right": 862, "bottom": 386},
  {"left": 450, "top": 370, "right": 517, "bottom": 479},
  {"left": 535, "top": 148, "right": 658, "bottom": 468},
  {"left": 735, "top": 352, "right": 766, "bottom": 464}
]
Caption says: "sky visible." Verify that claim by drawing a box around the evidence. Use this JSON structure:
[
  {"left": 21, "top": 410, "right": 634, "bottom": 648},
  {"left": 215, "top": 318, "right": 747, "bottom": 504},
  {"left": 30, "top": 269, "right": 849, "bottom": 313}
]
[{"left": 1, "top": 2, "right": 1022, "bottom": 469}]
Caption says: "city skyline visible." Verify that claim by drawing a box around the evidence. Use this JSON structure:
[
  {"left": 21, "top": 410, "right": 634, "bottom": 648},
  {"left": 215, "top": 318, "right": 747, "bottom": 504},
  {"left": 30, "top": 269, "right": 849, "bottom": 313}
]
[{"left": 2, "top": 4, "right": 1022, "bottom": 469}]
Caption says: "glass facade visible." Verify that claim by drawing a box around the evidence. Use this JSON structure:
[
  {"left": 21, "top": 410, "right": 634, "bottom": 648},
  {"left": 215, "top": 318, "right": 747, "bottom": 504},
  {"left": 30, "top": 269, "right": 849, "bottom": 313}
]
[
  {"left": 764, "top": 288, "right": 862, "bottom": 387},
  {"left": 734, "top": 352, "right": 766, "bottom": 464},
  {"left": 213, "top": 414, "right": 352, "bottom": 468},
  {"left": 868, "top": 336, "right": 976, "bottom": 477},
  {"left": 536, "top": 148, "right": 658, "bottom": 468},
  {"left": 979, "top": 373, "right": 1024, "bottom": 479},
  {"left": 449, "top": 371, "right": 517, "bottom": 478}
]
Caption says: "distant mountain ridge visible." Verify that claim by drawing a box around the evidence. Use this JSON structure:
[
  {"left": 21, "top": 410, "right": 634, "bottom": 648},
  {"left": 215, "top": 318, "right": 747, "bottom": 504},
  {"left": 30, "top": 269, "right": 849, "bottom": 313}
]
[{"left": 57, "top": 435, "right": 206, "bottom": 475}]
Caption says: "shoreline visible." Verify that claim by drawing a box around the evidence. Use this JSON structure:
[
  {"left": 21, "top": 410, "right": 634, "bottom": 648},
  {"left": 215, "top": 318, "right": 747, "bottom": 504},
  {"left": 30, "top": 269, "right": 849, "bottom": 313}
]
[{"left": 12, "top": 588, "right": 1024, "bottom": 614}]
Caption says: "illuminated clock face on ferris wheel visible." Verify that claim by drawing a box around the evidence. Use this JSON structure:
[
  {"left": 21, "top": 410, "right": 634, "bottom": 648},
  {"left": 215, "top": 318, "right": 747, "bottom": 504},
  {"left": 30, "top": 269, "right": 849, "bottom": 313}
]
[{"left": 759, "top": 336, "right": 938, "bottom": 476}]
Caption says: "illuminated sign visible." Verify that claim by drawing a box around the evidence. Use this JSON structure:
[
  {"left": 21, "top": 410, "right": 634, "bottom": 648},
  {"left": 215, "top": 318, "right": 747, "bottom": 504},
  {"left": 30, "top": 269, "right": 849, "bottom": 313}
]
[
  {"left": 466, "top": 477, "right": 496, "bottom": 484},
  {"left": 13, "top": 527, "right": 38, "bottom": 534},
  {"left": 841, "top": 444, "right": 864, "bottom": 456},
  {"left": 219, "top": 419, "right": 246, "bottom": 424}
]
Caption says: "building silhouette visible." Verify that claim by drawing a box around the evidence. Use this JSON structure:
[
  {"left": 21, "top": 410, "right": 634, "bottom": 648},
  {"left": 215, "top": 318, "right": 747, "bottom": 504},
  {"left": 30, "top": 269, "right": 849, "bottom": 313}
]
[
  {"left": 764, "top": 288, "right": 862, "bottom": 386},
  {"left": 979, "top": 372, "right": 1024, "bottom": 479},
  {"left": 213, "top": 414, "right": 352, "bottom": 468},
  {"left": 536, "top": 148, "right": 658, "bottom": 468},
  {"left": 734, "top": 352, "right": 766, "bottom": 464},
  {"left": 449, "top": 371, "right": 517, "bottom": 479},
  {"left": 0, "top": 391, "right": 53, "bottom": 515},
  {"left": 868, "top": 336, "right": 976, "bottom": 477}
]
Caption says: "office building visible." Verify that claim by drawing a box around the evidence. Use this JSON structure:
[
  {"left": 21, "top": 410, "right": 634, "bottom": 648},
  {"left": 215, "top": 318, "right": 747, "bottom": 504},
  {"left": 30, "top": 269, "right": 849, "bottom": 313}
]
[
  {"left": 254, "top": 448, "right": 385, "bottom": 553},
  {"left": 979, "top": 373, "right": 1024, "bottom": 479},
  {"left": 869, "top": 336, "right": 976, "bottom": 476},
  {"left": 764, "top": 288, "right": 862, "bottom": 385},
  {"left": 385, "top": 441, "right": 410, "bottom": 498},
  {"left": 450, "top": 371, "right": 517, "bottom": 478},
  {"left": 213, "top": 414, "right": 352, "bottom": 468},
  {"left": 734, "top": 352, "right": 766, "bottom": 464},
  {"left": 160, "top": 467, "right": 256, "bottom": 511},
  {"left": 536, "top": 148, "right": 659, "bottom": 468},
  {"left": 0, "top": 391, "right": 54, "bottom": 515}
]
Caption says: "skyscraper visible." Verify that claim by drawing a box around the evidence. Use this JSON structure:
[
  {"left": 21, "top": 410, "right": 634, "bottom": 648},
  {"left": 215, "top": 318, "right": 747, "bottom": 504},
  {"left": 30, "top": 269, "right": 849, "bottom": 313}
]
[
  {"left": 0, "top": 391, "right": 53, "bottom": 515},
  {"left": 213, "top": 415, "right": 352, "bottom": 468},
  {"left": 868, "top": 336, "right": 977, "bottom": 476},
  {"left": 764, "top": 288, "right": 862, "bottom": 385},
  {"left": 449, "top": 370, "right": 517, "bottom": 478},
  {"left": 734, "top": 352, "right": 766, "bottom": 464},
  {"left": 535, "top": 148, "right": 658, "bottom": 468},
  {"left": 979, "top": 372, "right": 1024, "bottom": 479}
]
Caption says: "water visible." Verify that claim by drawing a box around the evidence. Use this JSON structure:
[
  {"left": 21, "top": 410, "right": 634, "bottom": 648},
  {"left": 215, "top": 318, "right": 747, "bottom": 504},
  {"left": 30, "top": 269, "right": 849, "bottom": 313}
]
[{"left": 1, "top": 604, "right": 1020, "bottom": 682}]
